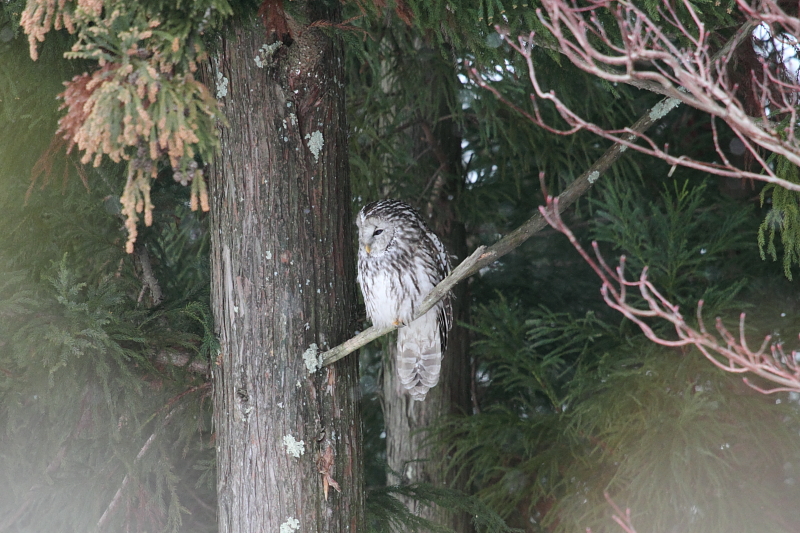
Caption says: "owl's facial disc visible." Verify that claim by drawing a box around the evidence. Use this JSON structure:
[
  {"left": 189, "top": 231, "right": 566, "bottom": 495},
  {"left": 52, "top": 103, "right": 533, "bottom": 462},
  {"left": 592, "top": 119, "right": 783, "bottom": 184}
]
[{"left": 360, "top": 219, "right": 391, "bottom": 256}]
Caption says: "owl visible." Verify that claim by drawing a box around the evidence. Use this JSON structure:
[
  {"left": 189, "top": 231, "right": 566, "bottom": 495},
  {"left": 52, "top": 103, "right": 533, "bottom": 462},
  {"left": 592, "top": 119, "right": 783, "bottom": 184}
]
[{"left": 356, "top": 199, "right": 453, "bottom": 401}]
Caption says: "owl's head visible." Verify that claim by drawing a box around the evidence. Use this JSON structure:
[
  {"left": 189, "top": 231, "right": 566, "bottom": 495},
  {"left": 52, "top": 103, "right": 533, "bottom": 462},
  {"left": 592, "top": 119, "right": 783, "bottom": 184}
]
[
  {"left": 356, "top": 206, "right": 396, "bottom": 257},
  {"left": 357, "top": 199, "right": 424, "bottom": 258}
]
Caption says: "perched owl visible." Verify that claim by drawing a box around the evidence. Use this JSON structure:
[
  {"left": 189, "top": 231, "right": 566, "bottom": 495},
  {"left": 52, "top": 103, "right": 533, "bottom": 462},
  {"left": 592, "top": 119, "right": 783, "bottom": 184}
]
[{"left": 356, "top": 199, "right": 453, "bottom": 401}]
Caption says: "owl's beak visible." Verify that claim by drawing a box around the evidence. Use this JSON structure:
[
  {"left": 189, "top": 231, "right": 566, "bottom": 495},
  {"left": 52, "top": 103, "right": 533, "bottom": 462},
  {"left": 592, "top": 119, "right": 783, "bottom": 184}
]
[{"left": 364, "top": 244, "right": 372, "bottom": 255}]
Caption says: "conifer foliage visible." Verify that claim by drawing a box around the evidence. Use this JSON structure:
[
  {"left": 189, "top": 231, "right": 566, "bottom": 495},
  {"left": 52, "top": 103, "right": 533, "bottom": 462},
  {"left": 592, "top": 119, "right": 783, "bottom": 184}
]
[
  {"left": 0, "top": 25, "right": 216, "bottom": 532},
  {"left": 18, "top": 0, "right": 230, "bottom": 252},
  {"left": 445, "top": 178, "right": 800, "bottom": 532},
  {"left": 3, "top": 0, "right": 800, "bottom": 532}
]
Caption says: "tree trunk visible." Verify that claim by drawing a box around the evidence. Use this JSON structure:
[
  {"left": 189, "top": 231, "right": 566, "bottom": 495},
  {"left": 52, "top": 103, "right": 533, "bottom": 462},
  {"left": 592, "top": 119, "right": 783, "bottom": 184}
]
[
  {"left": 382, "top": 45, "right": 473, "bottom": 532},
  {"left": 209, "top": 7, "right": 364, "bottom": 533},
  {"left": 383, "top": 268, "right": 470, "bottom": 528}
]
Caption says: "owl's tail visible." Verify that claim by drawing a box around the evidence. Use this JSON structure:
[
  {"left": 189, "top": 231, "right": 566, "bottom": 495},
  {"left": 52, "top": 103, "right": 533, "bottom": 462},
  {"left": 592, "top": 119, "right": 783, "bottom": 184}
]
[{"left": 396, "top": 311, "right": 443, "bottom": 401}]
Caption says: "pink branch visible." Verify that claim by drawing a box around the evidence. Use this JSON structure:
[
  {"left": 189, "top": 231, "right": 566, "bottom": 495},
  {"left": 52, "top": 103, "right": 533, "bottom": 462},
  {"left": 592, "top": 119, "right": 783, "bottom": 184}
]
[
  {"left": 484, "top": 0, "right": 800, "bottom": 190},
  {"left": 586, "top": 492, "right": 639, "bottom": 533},
  {"left": 540, "top": 196, "right": 800, "bottom": 394},
  {"left": 605, "top": 492, "right": 639, "bottom": 533}
]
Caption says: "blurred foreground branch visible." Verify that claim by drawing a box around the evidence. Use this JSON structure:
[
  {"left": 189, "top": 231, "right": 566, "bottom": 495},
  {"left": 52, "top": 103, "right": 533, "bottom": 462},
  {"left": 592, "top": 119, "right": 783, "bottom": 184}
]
[{"left": 486, "top": 0, "right": 800, "bottom": 190}]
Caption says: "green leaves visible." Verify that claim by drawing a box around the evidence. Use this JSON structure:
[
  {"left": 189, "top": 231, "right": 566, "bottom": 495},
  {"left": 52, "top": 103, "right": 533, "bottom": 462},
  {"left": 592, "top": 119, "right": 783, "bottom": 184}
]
[
  {"left": 19, "top": 0, "right": 230, "bottom": 253},
  {"left": 759, "top": 155, "right": 800, "bottom": 280}
]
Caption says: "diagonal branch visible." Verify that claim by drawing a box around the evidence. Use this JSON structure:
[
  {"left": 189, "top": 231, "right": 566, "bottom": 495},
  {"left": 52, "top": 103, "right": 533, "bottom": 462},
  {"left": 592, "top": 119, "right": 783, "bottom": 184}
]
[
  {"left": 322, "top": 4, "right": 788, "bottom": 367},
  {"left": 96, "top": 382, "right": 210, "bottom": 531},
  {"left": 320, "top": 88, "right": 685, "bottom": 367},
  {"left": 320, "top": 245, "right": 486, "bottom": 366}
]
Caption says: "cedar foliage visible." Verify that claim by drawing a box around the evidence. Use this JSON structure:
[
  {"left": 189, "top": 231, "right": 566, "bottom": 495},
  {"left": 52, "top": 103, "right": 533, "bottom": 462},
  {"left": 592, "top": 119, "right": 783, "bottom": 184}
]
[
  {"left": 443, "top": 176, "right": 800, "bottom": 531},
  {"left": 0, "top": 32, "right": 217, "bottom": 533},
  {"left": 759, "top": 154, "right": 800, "bottom": 280},
  {"left": 2, "top": 1, "right": 800, "bottom": 532},
  {"left": 346, "top": 3, "right": 800, "bottom": 532}
]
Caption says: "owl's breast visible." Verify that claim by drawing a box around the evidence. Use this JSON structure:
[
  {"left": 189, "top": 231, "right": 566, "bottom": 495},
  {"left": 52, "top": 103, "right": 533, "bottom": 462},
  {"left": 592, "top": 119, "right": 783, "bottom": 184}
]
[
  {"left": 358, "top": 251, "right": 437, "bottom": 328},
  {"left": 359, "top": 266, "right": 406, "bottom": 327}
]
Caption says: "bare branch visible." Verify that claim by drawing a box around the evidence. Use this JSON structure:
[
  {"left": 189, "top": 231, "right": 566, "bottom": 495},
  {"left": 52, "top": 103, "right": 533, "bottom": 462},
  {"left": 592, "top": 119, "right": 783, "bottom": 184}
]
[
  {"left": 739, "top": 0, "right": 800, "bottom": 46},
  {"left": 586, "top": 493, "right": 639, "bottom": 533},
  {"left": 135, "top": 244, "right": 163, "bottom": 306},
  {"left": 153, "top": 348, "right": 210, "bottom": 375},
  {"left": 540, "top": 195, "right": 800, "bottom": 394},
  {"left": 320, "top": 245, "right": 487, "bottom": 366},
  {"left": 604, "top": 492, "right": 639, "bottom": 533},
  {"left": 96, "top": 413, "right": 175, "bottom": 531},
  {"left": 491, "top": 1, "right": 800, "bottom": 190}
]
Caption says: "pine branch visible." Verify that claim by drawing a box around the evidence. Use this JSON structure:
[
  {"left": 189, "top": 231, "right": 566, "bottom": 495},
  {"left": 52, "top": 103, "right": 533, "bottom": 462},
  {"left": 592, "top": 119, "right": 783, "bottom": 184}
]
[{"left": 320, "top": 88, "right": 682, "bottom": 367}]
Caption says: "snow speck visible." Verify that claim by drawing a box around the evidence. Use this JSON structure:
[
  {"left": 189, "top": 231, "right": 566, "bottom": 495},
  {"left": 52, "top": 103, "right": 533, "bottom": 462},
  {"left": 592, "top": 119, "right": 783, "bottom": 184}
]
[
  {"left": 304, "top": 131, "right": 324, "bottom": 162},
  {"left": 266, "top": 250, "right": 272, "bottom": 260},
  {"left": 587, "top": 171, "right": 600, "bottom": 183},
  {"left": 280, "top": 517, "right": 300, "bottom": 533},
  {"left": 283, "top": 435, "right": 305, "bottom": 458}
]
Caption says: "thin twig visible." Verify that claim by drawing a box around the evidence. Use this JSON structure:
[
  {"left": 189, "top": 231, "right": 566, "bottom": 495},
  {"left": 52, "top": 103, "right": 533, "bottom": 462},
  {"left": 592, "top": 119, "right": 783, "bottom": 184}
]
[
  {"left": 96, "top": 383, "right": 209, "bottom": 531},
  {"left": 504, "top": 0, "right": 800, "bottom": 187}
]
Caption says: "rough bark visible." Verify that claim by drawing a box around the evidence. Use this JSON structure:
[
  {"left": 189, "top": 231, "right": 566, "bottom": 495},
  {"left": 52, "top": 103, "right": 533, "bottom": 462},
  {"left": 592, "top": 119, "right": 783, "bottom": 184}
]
[{"left": 209, "top": 7, "right": 364, "bottom": 533}]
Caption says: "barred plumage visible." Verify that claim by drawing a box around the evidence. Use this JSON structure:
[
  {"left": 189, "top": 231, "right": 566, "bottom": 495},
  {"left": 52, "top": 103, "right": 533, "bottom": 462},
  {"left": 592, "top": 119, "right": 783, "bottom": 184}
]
[{"left": 356, "top": 199, "right": 453, "bottom": 401}]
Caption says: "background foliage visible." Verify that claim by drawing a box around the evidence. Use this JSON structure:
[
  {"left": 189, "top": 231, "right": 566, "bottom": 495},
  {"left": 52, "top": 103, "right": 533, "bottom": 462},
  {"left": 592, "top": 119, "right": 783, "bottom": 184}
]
[
  {"left": 0, "top": 32, "right": 216, "bottom": 532},
  {"left": 2, "top": 0, "right": 800, "bottom": 532}
]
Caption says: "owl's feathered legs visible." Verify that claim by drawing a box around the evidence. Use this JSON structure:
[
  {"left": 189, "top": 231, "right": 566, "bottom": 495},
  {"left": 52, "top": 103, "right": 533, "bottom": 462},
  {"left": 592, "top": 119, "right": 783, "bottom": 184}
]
[{"left": 396, "top": 311, "right": 443, "bottom": 401}]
